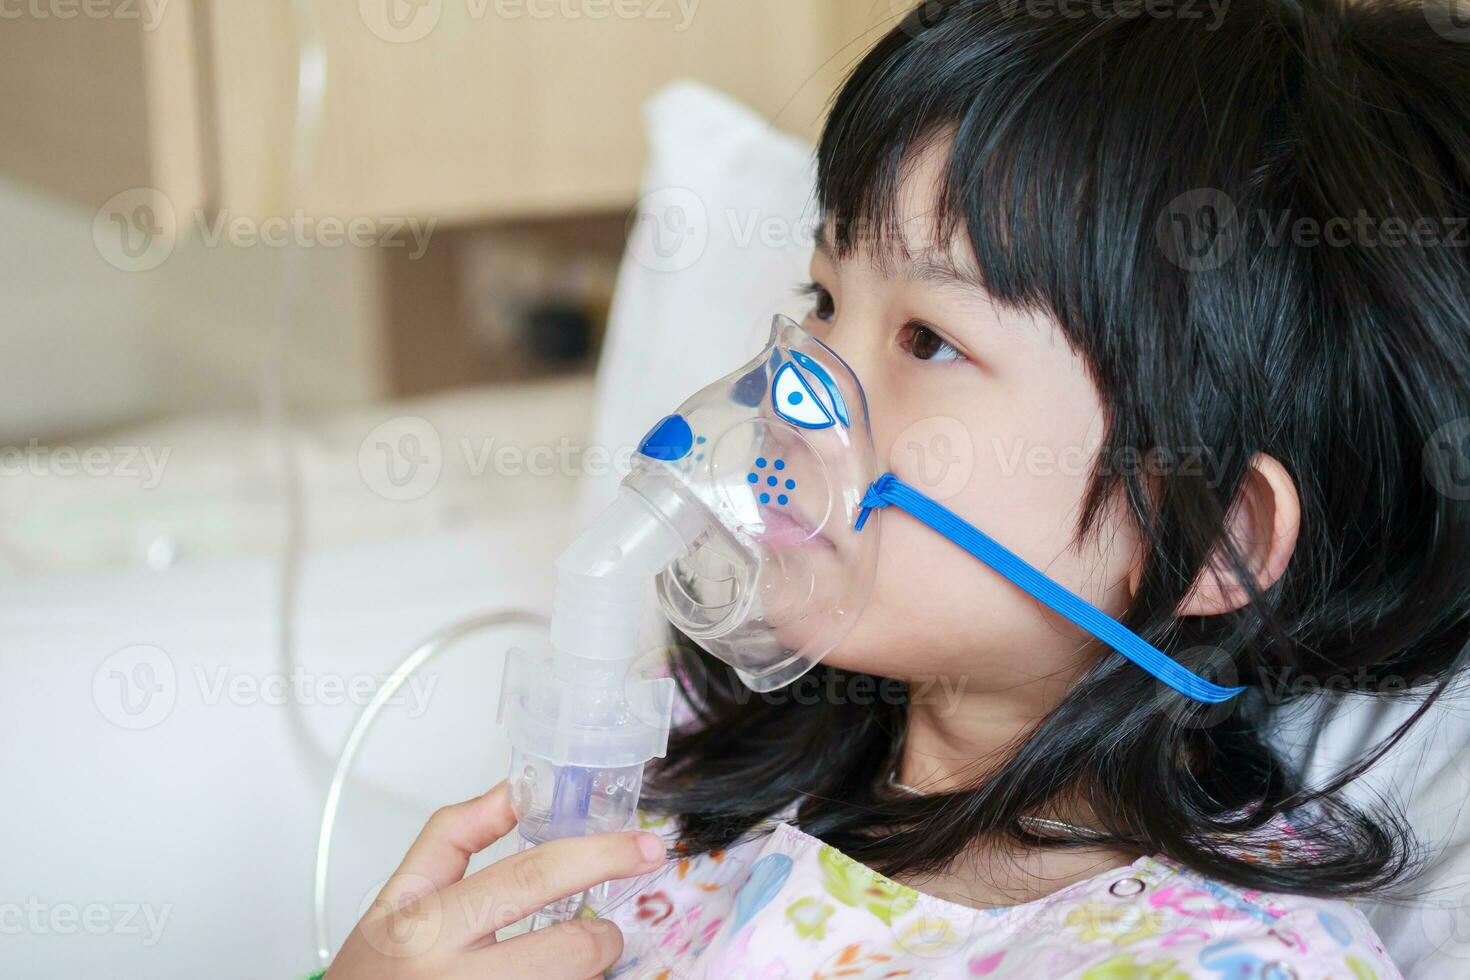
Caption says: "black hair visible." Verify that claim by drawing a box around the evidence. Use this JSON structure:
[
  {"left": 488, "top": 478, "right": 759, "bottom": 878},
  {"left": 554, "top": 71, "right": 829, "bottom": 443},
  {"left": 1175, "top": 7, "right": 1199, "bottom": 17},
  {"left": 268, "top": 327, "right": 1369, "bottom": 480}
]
[{"left": 643, "top": 0, "right": 1470, "bottom": 897}]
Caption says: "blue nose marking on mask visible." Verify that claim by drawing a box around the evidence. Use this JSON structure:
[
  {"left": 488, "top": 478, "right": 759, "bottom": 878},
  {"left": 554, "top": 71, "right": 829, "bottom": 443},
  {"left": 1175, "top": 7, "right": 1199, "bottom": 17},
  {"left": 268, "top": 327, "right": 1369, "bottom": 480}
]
[
  {"left": 855, "top": 473, "right": 1245, "bottom": 704},
  {"left": 637, "top": 414, "right": 695, "bottom": 461},
  {"left": 733, "top": 364, "right": 769, "bottom": 408}
]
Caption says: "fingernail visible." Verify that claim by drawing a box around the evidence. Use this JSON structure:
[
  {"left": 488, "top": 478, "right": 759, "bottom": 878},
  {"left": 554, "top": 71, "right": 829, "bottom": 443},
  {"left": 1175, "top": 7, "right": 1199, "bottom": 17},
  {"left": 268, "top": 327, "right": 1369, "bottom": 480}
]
[{"left": 636, "top": 832, "right": 665, "bottom": 864}]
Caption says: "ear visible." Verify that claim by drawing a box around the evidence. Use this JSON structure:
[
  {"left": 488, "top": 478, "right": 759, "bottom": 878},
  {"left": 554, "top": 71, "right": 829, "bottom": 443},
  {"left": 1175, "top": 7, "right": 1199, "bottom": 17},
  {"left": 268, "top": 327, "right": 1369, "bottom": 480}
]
[{"left": 1174, "top": 453, "right": 1301, "bottom": 618}]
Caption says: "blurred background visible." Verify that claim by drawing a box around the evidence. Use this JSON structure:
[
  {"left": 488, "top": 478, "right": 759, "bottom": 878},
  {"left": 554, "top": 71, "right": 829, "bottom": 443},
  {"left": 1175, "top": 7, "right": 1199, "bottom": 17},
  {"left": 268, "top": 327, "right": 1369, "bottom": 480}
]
[
  {"left": 0, "top": 0, "right": 892, "bottom": 574},
  {"left": 0, "top": 1, "right": 894, "bottom": 975}
]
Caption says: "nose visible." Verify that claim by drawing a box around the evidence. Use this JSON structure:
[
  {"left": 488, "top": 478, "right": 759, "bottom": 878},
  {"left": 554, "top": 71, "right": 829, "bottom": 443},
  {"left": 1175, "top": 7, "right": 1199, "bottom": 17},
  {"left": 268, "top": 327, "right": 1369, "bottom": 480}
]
[
  {"left": 811, "top": 317, "right": 891, "bottom": 436},
  {"left": 804, "top": 315, "right": 907, "bottom": 482},
  {"left": 813, "top": 319, "right": 880, "bottom": 394}
]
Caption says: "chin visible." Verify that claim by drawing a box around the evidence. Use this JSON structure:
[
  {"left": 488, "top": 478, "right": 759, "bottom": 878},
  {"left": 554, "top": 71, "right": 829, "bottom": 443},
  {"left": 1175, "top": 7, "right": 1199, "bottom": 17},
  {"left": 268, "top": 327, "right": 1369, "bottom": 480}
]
[{"left": 816, "top": 636, "right": 896, "bottom": 679}]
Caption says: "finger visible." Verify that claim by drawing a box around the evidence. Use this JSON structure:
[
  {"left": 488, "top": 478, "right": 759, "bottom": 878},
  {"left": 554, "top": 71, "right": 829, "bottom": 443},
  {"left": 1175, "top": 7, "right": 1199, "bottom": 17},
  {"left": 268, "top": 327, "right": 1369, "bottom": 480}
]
[
  {"left": 461, "top": 917, "right": 624, "bottom": 980},
  {"left": 376, "top": 782, "right": 518, "bottom": 910},
  {"left": 438, "top": 830, "right": 665, "bottom": 941}
]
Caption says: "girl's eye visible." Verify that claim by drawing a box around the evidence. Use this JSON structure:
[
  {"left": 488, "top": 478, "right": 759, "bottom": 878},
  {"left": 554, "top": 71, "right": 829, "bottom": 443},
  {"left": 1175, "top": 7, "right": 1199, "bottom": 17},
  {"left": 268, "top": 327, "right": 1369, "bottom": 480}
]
[
  {"left": 799, "top": 282, "right": 836, "bottom": 322},
  {"left": 901, "top": 321, "right": 965, "bottom": 363}
]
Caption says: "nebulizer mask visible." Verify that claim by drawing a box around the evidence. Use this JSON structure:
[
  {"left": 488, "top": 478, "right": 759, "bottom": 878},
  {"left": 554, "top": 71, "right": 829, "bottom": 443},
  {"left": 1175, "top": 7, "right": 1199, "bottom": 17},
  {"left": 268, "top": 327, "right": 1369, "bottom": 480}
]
[{"left": 497, "top": 314, "right": 1242, "bottom": 924}]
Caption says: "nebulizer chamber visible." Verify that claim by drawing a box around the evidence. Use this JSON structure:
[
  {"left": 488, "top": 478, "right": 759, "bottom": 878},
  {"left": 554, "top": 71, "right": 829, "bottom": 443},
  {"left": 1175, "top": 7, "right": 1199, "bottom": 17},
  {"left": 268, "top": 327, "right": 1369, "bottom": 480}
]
[{"left": 497, "top": 314, "right": 879, "bottom": 922}]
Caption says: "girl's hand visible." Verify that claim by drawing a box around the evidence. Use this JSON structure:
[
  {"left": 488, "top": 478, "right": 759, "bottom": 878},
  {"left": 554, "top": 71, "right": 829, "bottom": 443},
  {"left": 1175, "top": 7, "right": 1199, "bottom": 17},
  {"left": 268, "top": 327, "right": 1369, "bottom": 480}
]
[{"left": 326, "top": 782, "right": 665, "bottom": 979}]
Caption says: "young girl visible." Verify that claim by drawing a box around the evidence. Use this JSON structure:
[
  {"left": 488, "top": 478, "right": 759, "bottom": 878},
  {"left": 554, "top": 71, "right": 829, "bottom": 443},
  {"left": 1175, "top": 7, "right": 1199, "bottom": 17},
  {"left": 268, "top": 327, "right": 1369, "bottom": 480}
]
[{"left": 327, "top": 0, "right": 1470, "bottom": 976}]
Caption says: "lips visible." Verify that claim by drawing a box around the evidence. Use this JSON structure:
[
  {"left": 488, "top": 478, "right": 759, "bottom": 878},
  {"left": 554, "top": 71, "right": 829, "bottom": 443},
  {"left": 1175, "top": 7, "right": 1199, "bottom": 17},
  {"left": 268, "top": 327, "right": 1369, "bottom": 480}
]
[{"left": 755, "top": 505, "right": 827, "bottom": 549}]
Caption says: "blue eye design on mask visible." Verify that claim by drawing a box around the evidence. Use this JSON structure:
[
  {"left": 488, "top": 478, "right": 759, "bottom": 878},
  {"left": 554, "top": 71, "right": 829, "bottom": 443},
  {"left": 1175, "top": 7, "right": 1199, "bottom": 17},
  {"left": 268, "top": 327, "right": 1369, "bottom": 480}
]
[
  {"left": 789, "top": 350, "right": 849, "bottom": 427},
  {"left": 771, "top": 349, "right": 850, "bottom": 430}
]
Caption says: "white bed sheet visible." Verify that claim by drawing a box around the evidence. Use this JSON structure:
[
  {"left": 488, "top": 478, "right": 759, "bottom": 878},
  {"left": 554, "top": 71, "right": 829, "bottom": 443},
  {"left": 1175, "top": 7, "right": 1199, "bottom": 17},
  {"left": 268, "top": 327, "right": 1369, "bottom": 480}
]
[{"left": 2, "top": 518, "right": 562, "bottom": 977}]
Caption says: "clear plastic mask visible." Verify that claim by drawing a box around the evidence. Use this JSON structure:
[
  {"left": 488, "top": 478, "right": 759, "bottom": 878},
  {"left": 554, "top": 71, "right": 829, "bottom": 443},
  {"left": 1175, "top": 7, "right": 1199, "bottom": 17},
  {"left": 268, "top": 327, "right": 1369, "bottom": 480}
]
[{"left": 627, "top": 314, "right": 881, "bottom": 691}]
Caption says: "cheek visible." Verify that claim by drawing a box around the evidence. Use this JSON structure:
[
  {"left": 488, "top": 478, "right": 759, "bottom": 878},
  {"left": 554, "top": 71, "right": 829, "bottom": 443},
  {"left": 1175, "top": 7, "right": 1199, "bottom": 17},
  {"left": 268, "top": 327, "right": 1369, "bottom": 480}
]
[
  {"left": 829, "top": 390, "right": 1140, "bottom": 682},
  {"left": 833, "top": 498, "right": 1139, "bottom": 684}
]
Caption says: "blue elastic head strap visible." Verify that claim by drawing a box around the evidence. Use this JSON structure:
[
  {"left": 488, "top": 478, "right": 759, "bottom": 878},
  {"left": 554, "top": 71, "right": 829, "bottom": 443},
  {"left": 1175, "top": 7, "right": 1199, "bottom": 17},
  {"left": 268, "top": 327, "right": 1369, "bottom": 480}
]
[{"left": 855, "top": 473, "right": 1245, "bottom": 704}]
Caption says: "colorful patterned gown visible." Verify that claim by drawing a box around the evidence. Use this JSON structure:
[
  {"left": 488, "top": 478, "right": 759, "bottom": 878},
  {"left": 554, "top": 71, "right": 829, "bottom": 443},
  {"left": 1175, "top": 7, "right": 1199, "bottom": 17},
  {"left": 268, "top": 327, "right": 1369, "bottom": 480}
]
[{"left": 591, "top": 814, "right": 1400, "bottom": 980}]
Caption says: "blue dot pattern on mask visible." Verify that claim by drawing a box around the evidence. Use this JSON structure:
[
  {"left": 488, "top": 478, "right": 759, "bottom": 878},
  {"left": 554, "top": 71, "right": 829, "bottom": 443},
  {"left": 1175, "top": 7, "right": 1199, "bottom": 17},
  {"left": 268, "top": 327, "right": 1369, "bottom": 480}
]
[{"left": 750, "top": 457, "right": 795, "bottom": 507}]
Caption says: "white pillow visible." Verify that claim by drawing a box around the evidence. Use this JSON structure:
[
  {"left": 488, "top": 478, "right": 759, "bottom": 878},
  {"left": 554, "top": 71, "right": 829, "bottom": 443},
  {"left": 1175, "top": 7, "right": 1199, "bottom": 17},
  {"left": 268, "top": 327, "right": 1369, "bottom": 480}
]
[
  {"left": 1280, "top": 690, "right": 1470, "bottom": 975},
  {"left": 588, "top": 80, "right": 1470, "bottom": 977},
  {"left": 580, "top": 81, "right": 819, "bottom": 519}
]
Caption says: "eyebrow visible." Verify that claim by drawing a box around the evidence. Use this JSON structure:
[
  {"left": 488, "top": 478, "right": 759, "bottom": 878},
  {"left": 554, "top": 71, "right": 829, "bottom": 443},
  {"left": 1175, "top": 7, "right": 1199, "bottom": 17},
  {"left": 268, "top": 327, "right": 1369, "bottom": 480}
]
[
  {"left": 905, "top": 253, "right": 988, "bottom": 292},
  {"left": 812, "top": 222, "right": 987, "bottom": 293}
]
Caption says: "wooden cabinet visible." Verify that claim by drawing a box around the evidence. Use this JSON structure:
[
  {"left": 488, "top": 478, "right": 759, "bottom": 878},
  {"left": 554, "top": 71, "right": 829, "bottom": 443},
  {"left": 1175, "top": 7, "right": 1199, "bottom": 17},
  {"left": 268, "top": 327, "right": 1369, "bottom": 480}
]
[
  {"left": 0, "top": 1, "right": 208, "bottom": 216},
  {"left": 2, "top": 0, "right": 889, "bottom": 222}
]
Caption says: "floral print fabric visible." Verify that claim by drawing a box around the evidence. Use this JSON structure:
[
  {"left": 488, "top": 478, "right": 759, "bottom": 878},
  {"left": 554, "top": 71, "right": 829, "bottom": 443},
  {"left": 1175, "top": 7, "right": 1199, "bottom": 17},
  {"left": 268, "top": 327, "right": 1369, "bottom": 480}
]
[{"left": 591, "top": 815, "right": 1399, "bottom": 979}]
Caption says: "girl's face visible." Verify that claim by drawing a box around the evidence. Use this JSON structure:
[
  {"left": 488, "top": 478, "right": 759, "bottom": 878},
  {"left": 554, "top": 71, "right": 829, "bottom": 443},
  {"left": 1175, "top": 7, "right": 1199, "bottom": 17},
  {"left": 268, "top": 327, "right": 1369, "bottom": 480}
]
[{"left": 805, "top": 144, "right": 1142, "bottom": 694}]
